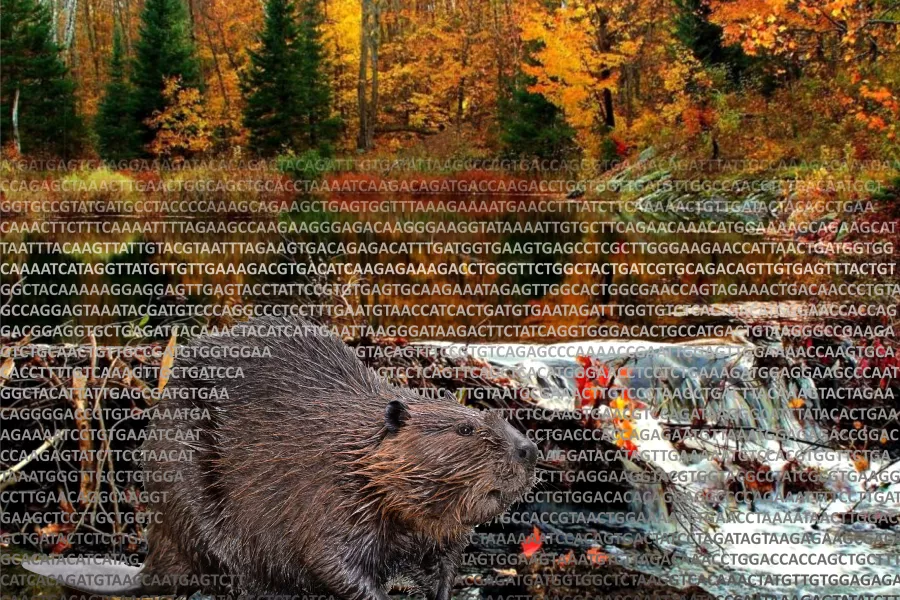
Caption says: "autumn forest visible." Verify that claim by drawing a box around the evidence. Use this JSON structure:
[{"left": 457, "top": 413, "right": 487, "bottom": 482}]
[
  {"left": 3, "top": 4, "right": 900, "bottom": 596},
  {"left": 1, "top": 0, "right": 897, "bottom": 172}
]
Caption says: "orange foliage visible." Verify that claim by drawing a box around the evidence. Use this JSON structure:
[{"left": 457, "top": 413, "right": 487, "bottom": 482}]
[
  {"left": 521, "top": 526, "right": 542, "bottom": 557},
  {"left": 146, "top": 77, "right": 212, "bottom": 162},
  {"left": 37, "top": 0, "right": 900, "bottom": 156},
  {"left": 575, "top": 357, "right": 641, "bottom": 458},
  {"left": 586, "top": 547, "right": 609, "bottom": 566}
]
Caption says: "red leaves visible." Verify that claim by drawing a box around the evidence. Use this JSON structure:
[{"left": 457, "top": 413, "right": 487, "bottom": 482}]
[
  {"left": 586, "top": 547, "right": 609, "bottom": 566},
  {"left": 611, "top": 136, "right": 630, "bottom": 157},
  {"left": 574, "top": 355, "right": 611, "bottom": 411},
  {"left": 576, "top": 356, "right": 640, "bottom": 458},
  {"left": 521, "top": 526, "right": 542, "bottom": 557},
  {"left": 523, "top": 537, "right": 611, "bottom": 569}
]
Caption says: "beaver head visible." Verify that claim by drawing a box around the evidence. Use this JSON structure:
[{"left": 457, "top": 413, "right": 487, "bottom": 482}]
[{"left": 358, "top": 396, "right": 537, "bottom": 538}]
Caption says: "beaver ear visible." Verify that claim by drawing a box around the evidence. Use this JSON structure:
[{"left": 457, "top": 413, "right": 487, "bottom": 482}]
[{"left": 384, "top": 400, "right": 409, "bottom": 433}]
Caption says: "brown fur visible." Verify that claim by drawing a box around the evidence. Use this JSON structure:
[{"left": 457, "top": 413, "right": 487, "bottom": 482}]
[{"left": 141, "top": 317, "right": 536, "bottom": 600}]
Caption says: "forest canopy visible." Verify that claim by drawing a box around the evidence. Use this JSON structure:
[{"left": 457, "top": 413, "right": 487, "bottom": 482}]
[{"left": 0, "top": 0, "right": 897, "bottom": 167}]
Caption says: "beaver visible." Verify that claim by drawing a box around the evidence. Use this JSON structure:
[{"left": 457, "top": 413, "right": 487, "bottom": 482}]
[{"left": 131, "top": 316, "right": 537, "bottom": 599}]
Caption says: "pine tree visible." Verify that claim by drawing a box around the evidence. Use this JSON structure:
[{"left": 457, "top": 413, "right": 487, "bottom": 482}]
[
  {"left": 244, "top": 0, "right": 339, "bottom": 156},
  {"left": 673, "top": 0, "right": 750, "bottom": 83},
  {"left": 131, "top": 0, "right": 201, "bottom": 151},
  {"left": 295, "top": 0, "right": 339, "bottom": 152},
  {"left": 0, "top": 0, "right": 85, "bottom": 157},
  {"left": 96, "top": 27, "right": 140, "bottom": 161},
  {"left": 499, "top": 74, "right": 576, "bottom": 161},
  {"left": 244, "top": 0, "right": 299, "bottom": 156}
]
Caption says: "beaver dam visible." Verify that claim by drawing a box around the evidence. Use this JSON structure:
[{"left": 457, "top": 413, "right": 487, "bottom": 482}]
[{"left": 2, "top": 325, "right": 899, "bottom": 599}]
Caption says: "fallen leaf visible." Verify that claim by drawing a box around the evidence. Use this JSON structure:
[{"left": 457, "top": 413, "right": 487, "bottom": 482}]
[
  {"left": 158, "top": 328, "right": 177, "bottom": 394},
  {"left": 0, "top": 358, "right": 13, "bottom": 385},
  {"left": 555, "top": 550, "right": 575, "bottom": 568},
  {"left": 586, "top": 547, "right": 609, "bottom": 566},
  {"left": 521, "top": 526, "right": 542, "bottom": 557}
]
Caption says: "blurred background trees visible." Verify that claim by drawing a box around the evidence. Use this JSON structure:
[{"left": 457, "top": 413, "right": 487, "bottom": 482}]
[
  {"left": 1, "top": 0, "right": 85, "bottom": 158},
  {"left": 0, "top": 0, "right": 896, "bottom": 163}
]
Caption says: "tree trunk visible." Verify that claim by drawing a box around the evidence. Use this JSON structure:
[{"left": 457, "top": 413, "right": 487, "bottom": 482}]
[
  {"left": 357, "top": 0, "right": 380, "bottom": 151},
  {"left": 12, "top": 88, "right": 21, "bottom": 155},
  {"left": 593, "top": 7, "right": 615, "bottom": 130},
  {"left": 602, "top": 87, "right": 615, "bottom": 129},
  {"left": 83, "top": 0, "right": 100, "bottom": 82},
  {"left": 49, "top": 0, "right": 59, "bottom": 45},
  {"left": 623, "top": 65, "right": 634, "bottom": 127},
  {"left": 368, "top": 1, "right": 380, "bottom": 150},
  {"left": 113, "top": 0, "right": 130, "bottom": 54},
  {"left": 375, "top": 124, "right": 439, "bottom": 135},
  {"left": 199, "top": 12, "right": 229, "bottom": 111},
  {"left": 456, "top": 78, "right": 465, "bottom": 131},
  {"left": 356, "top": 0, "right": 370, "bottom": 150},
  {"left": 456, "top": 38, "right": 469, "bottom": 132},
  {"left": 64, "top": 0, "right": 79, "bottom": 64},
  {"left": 122, "top": 0, "right": 132, "bottom": 52},
  {"left": 187, "top": 0, "right": 197, "bottom": 45},
  {"left": 64, "top": 0, "right": 78, "bottom": 48},
  {"left": 211, "top": 17, "right": 246, "bottom": 95}
]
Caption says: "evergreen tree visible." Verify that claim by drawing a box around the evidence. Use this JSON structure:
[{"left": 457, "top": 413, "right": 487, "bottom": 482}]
[
  {"left": 295, "top": 0, "right": 340, "bottom": 152},
  {"left": 499, "top": 74, "right": 576, "bottom": 161},
  {"left": 673, "top": 0, "right": 750, "bottom": 84},
  {"left": 96, "top": 27, "right": 140, "bottom": 161},
  {"left": 244, "top": 0, "right": 339, "bottom": 156},
  {"left": 131, "top": 0, "right": 201, "bottom": 151},
  {"left": 0, "top": 0, "right": 85, "bottom": 157}
]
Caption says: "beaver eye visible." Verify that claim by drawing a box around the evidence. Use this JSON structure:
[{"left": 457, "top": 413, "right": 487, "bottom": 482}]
[{"left": 456, "top": 423, "right": 475, "bottom": 436}]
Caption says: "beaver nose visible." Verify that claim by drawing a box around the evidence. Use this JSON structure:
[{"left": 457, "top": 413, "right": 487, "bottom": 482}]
[
  {"left": 515, "top": 438, "right": 538, "bottom": 466},
  {"left": 502, "top": 421, "right": 537, "bottom": 466}
]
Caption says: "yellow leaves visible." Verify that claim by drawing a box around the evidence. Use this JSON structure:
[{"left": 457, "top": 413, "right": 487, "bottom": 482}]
[
  {"left": 826, "top": 0, "right": 852, "bottom": 18},
  {"left": 361, "top": 0, "right": 504, "bottom": 143},
  {"left": 520, "top": 8, "right": 593, "bottom": 130},
  {"left": 662, "top": 59, "right": 692, "bottom": 94},
  {"left": 619, "top": 40, "right": 639, "bottom": 56},
  {"left": 518, "top": 0, "right": 655, "bottom": 156},
  {"left": 0, "top": 357, "right": 13, "bottom": 385},
  {"left": 324, "top": 0, "right": 361, "bottom": 138},
  {"left": 158, "top": 328, "right": 177, "bottom": 395},
  {"left": 146, "top": 76, "right": 213, "bottom": 163},
  {"left": 609, "top": 386, "right": 639, "bottom": 458},
  {"left": 711, "top": 0, "right": 893, "bottom": 64}
]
